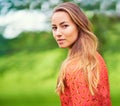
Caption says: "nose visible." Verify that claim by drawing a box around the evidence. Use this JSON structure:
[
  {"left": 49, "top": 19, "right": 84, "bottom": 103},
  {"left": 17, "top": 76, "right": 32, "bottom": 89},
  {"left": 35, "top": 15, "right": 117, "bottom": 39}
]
[{"left": 54, "top": 28, "right": 62, "bottom": 38}]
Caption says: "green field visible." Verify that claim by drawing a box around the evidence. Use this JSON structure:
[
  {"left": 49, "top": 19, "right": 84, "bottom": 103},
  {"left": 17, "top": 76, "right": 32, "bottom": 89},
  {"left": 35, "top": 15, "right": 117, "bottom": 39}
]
[{"left": 0, "top": 49, "right": 63, "bottom": 106}]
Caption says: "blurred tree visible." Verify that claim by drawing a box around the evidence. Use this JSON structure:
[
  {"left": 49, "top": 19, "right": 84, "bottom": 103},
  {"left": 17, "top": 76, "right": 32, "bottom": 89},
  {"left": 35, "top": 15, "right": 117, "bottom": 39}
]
[
  {"left": 0, "top": 31, "right": 58, "bottom": 55},
  {"left": 0, "top": 0, "right": 120, "bottom": 17}
]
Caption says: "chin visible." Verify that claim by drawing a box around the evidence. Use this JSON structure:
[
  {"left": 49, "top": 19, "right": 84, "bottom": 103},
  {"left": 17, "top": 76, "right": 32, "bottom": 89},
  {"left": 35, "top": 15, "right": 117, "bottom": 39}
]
[
  {"left": 59, "top": 45, "right": 68, "bottom": 48},
  {"left": 58, "top": 44, "right": 72, "bottom": 49},
  {"left": 58, "top": 44, "right": 70, "bottom": 48}
]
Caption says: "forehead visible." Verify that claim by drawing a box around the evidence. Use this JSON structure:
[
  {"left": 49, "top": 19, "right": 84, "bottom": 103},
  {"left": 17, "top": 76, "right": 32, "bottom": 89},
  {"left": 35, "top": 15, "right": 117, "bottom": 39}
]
[{"left": 51, "top": 11, "right": 73, "bottom": 24}]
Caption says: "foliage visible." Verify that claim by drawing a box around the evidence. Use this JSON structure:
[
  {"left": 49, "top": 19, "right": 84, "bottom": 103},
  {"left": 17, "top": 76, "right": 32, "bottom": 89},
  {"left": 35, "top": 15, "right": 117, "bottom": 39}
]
[
  {"left": 91, "top": 15, "right": 120, "bottom": 54},
  {"left": 0, "top": 31, "right": 58, "bottom": 56},
  {"left": 0, "top": 0, "right": 119, "bottom": 15}
]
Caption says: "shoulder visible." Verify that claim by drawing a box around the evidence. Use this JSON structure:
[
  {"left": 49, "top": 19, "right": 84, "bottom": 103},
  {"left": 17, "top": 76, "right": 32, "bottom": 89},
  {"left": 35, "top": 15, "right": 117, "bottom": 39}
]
[
  {"left": 96, "top": 52, "right": 107, "bottom": 68},
  {"left": 97, "top": 52, "right": 109, "bottom": 82},
  {"left": 97, "top": 52, "right": 108, "bottom": 73},
  {"left": 97, "top": 52, "right": 105, "bottom": 62}
]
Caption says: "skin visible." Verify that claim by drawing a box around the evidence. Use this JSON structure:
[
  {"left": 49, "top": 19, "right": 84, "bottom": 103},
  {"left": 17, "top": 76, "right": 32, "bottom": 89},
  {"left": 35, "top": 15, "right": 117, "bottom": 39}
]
[{"left": 51, "top": 11, "right": 79, "bottom": 49}]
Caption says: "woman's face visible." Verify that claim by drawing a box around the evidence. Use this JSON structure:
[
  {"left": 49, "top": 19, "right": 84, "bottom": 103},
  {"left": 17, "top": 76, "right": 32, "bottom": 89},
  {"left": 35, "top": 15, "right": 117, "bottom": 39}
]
[{"left": 51, "top": 11, "right": 79, "bottom": 48}]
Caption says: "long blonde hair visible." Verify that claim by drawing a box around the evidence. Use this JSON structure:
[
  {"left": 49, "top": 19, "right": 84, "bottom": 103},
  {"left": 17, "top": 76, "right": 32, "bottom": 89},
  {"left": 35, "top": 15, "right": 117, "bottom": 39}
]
[{"left": 53, "top": 2, "right": 100, "bottom": 95}]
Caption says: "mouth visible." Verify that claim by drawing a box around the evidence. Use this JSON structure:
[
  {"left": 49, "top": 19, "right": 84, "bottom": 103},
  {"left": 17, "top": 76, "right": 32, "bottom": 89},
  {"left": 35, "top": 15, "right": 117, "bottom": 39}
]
[{"left": 57, "top": 39, "right": 65, "bottom": 44}]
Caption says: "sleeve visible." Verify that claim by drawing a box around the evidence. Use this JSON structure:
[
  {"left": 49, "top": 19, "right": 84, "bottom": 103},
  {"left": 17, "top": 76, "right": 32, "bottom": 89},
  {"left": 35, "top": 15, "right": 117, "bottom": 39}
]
[{"left": 60, "top": 87, "right": 73, "bottom": 106}]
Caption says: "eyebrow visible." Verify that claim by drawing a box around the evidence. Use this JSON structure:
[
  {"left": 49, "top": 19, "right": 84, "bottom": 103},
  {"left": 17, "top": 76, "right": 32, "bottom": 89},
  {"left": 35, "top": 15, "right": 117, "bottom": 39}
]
[{"left": 52, "top": 21, "right": 68, "bottom": 26}]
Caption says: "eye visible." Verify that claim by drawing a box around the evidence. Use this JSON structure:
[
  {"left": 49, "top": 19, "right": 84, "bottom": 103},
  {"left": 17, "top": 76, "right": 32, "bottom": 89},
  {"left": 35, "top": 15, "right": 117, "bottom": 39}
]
[
  {"left": 52, "top": 26, "right": 57, "bottom": 31},
  {"left": 62, "top": 24, "right": 69, "bottom": 29}
]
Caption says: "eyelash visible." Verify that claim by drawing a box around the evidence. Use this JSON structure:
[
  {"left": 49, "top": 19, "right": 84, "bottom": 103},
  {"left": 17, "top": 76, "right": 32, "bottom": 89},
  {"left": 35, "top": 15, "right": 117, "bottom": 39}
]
[
  {"left": 52, "top": 27, "right": 57, "bottom": 31},
  {"left": 62, "top": 25, "right": 69, "bottom": 28},
  {"left": 52, "top": 25, "right": 69, "bottom": 31}
]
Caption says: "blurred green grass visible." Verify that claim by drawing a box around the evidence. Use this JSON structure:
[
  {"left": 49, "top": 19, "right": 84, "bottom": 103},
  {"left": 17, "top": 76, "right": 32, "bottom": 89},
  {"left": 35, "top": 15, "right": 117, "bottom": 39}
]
[
  {"left": 0, "top": 49, "right": 65, "bottom": 106},
  {"left": 104, "top": 52, "right": 120, "bottom": 106}
]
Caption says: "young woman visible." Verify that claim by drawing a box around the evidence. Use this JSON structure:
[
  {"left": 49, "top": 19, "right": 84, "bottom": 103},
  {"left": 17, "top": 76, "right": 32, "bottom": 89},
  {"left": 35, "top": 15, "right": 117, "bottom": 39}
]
[{"left": 51, "top": 2, "right": 112, "bottom": 106}]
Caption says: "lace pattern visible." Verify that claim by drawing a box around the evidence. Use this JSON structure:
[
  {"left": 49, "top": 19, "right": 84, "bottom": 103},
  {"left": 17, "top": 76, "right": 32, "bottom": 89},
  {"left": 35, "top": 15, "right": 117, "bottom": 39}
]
[{"left": 60, "top": 54, "right": 112, "bottom": 106}]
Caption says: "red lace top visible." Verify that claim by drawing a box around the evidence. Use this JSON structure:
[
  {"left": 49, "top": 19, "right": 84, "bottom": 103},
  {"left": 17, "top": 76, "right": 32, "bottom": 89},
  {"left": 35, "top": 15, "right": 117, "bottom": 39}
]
[{"left": 60, "top": 53, "right": 112, "bottom": 106}]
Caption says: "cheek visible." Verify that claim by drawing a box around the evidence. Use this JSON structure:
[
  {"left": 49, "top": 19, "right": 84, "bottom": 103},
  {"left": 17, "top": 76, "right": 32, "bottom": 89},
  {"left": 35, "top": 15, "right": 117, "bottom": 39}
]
[
  {"left": 73, "top": 27, "right": 79, "bottom": 39},
  {"left": 68, "top": 29, "right": 78, "bottom": 40},
  {"left": 72, "top": 34, "right": 78, "bottom": 43},
  {"left": 70, "top": 31, "right": 79, "bottom": 43}
]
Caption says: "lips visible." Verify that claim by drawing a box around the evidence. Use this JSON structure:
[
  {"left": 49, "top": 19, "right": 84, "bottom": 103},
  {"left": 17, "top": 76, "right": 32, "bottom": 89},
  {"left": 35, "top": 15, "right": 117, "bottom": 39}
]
[
  {"left": 57, "top": 39, "right": 65, "bottom": 41},
  {"left": 57, "top": 39, "right": 65, "bottom": 44}
]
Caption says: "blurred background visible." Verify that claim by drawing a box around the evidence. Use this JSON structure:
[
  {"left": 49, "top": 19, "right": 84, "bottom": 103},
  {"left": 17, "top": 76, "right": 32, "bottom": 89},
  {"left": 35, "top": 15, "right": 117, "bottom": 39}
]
[{"left": 0, "top": 0, "right": 120, "bottom": 106}]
